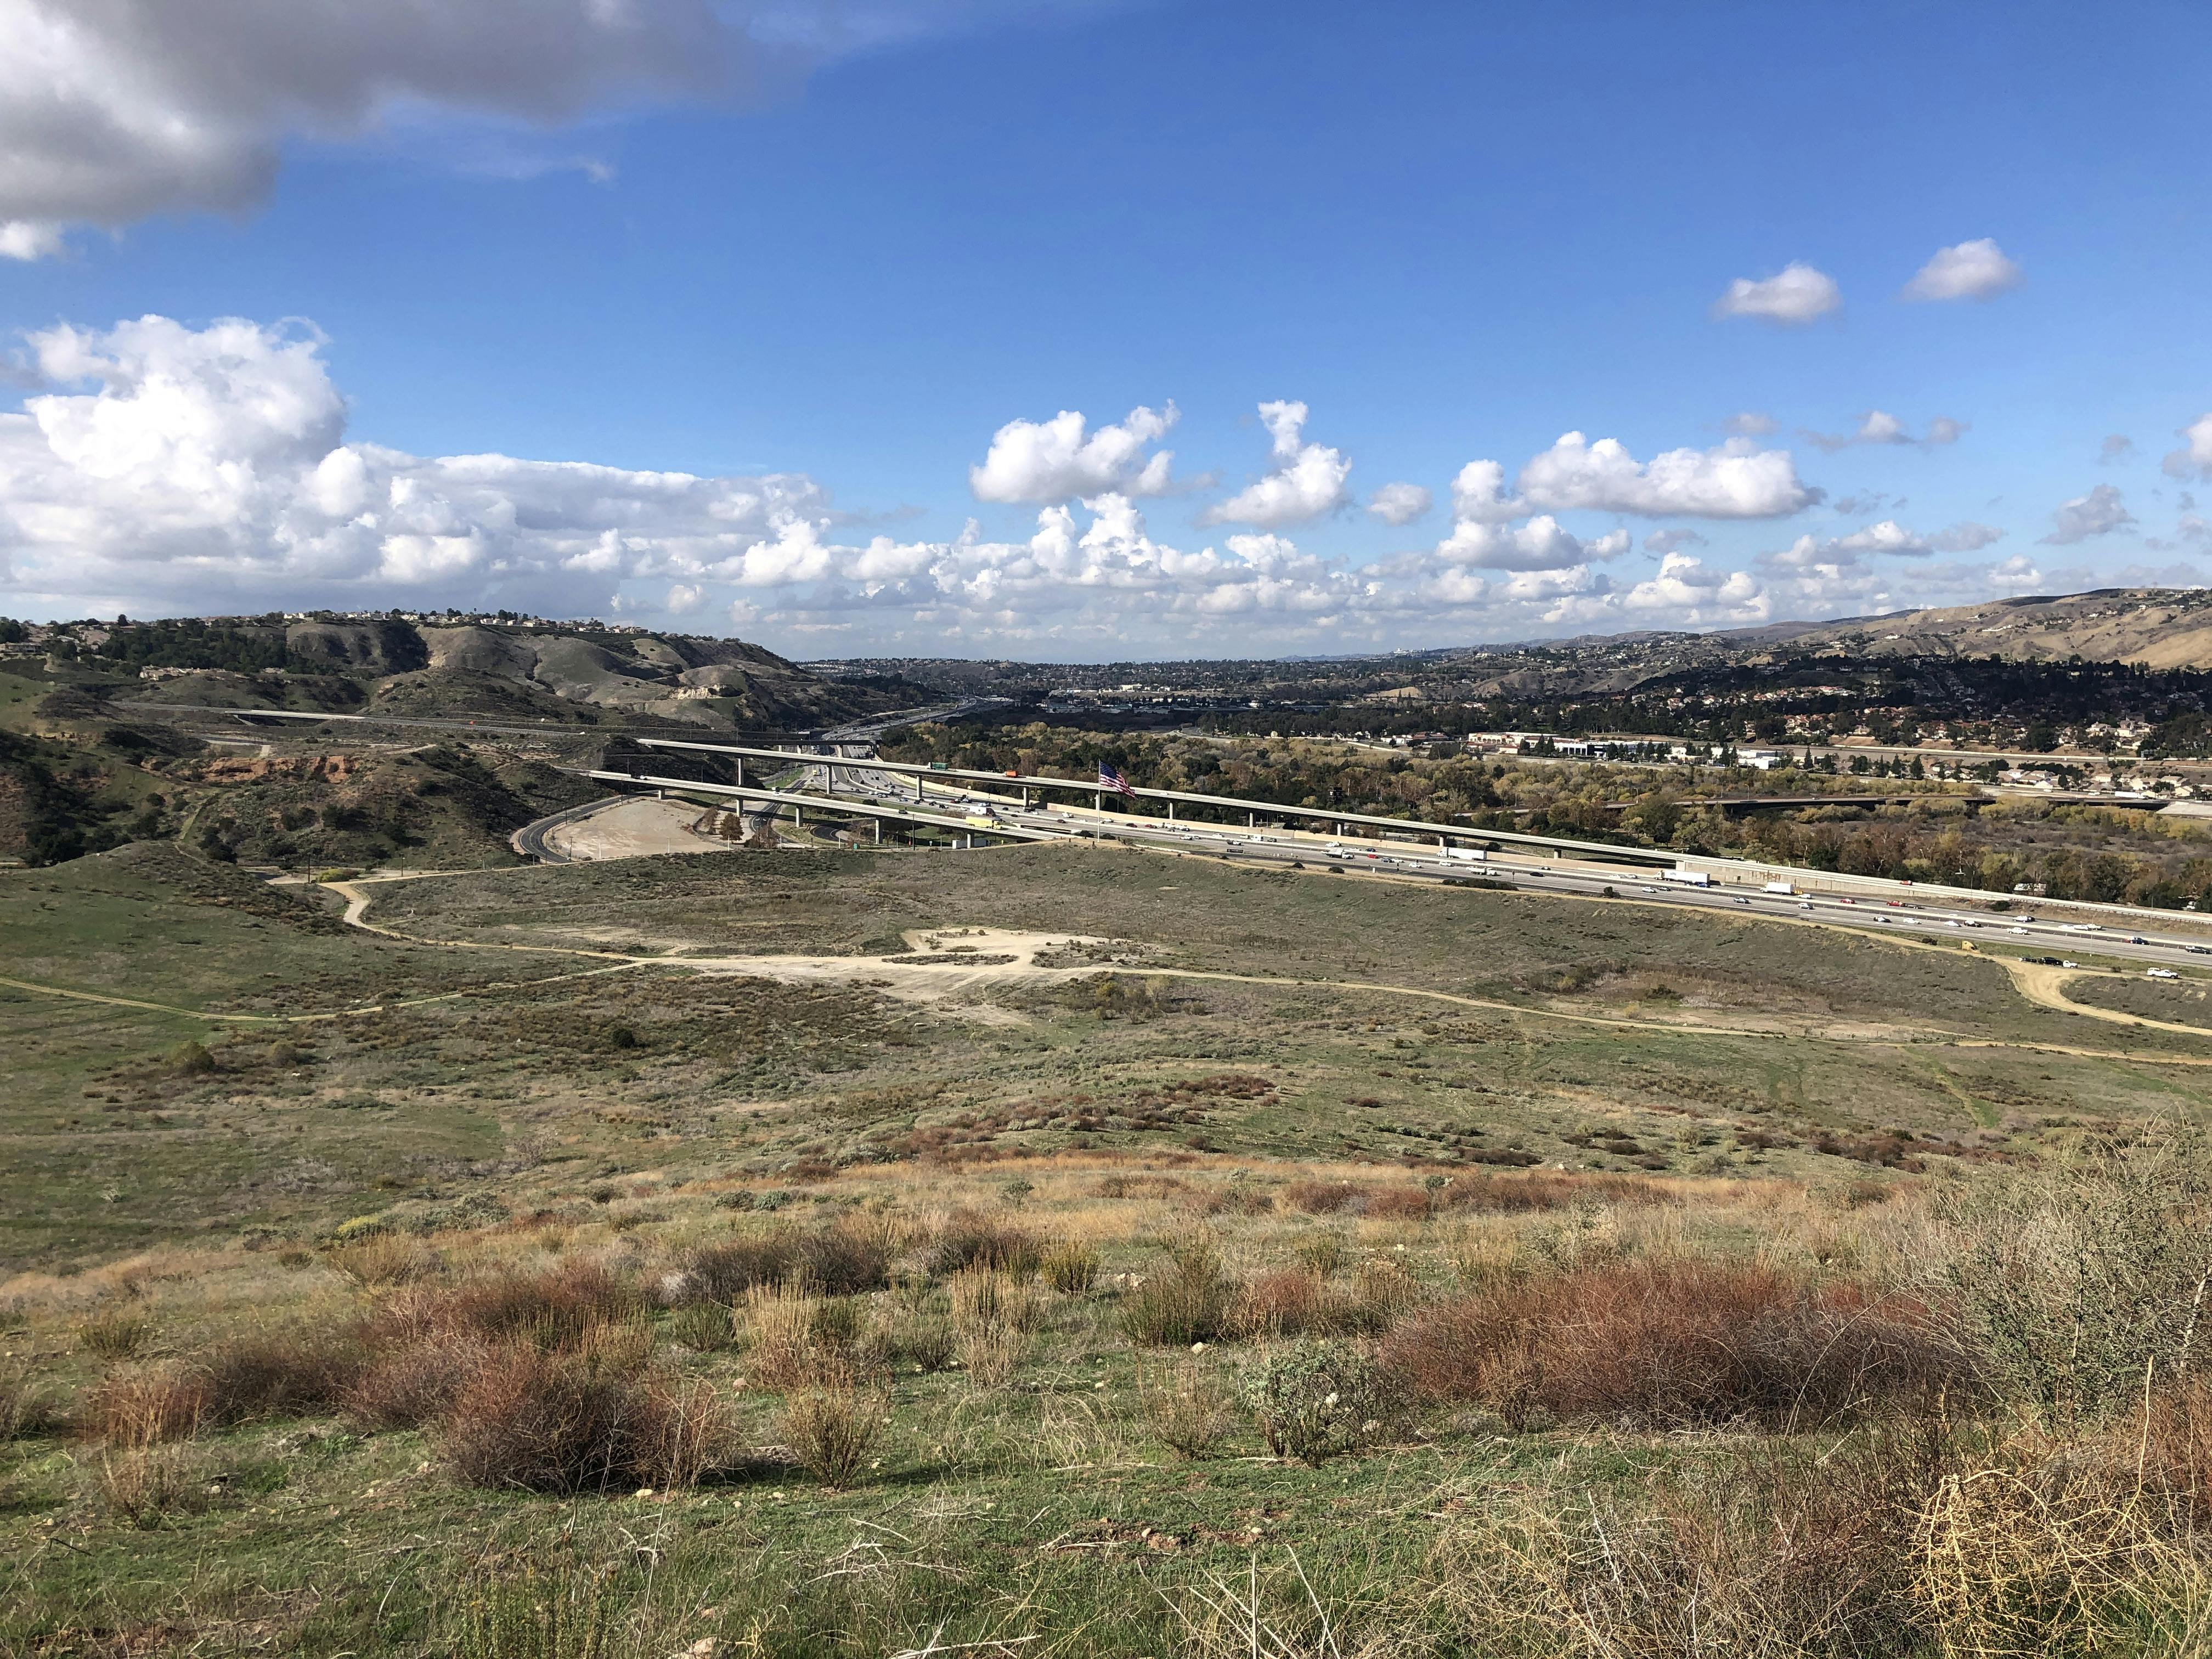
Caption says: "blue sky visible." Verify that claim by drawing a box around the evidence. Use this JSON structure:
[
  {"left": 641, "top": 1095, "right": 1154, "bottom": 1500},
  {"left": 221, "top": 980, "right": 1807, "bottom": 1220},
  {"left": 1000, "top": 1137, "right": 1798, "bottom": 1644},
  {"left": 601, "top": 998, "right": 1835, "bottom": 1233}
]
[{"left": 3, "top": 0, "right": 2209, "bottom": 657}]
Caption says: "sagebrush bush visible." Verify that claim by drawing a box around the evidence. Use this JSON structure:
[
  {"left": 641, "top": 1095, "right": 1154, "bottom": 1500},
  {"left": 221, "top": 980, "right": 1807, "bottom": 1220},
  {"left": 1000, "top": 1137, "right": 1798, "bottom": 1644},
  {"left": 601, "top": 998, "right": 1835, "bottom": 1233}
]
[
  {"left": 1380, "top": 1260, "right": 1955, "bottom": 1429},
  {"left": 1121, "top": 1244, "right": 1237, "bottom": 1347},
  {"left": 1239, "top": 1339, "right": 1389, "bottom": 1464}
]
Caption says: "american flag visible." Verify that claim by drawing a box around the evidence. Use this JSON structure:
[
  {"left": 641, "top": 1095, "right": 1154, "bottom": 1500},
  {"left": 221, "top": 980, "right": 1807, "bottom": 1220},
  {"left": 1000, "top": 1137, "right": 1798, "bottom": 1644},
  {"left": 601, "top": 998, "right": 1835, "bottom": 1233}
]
[{"left": 1098, "top": 761, "right": 1137, "bottom": 798}]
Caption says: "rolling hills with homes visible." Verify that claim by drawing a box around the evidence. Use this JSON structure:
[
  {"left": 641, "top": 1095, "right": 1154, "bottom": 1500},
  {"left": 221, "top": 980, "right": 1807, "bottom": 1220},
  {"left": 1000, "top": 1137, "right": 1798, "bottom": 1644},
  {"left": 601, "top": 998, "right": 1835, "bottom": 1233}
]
[{"left": 9, "top": 595, "right": 2212, "bottom": 1655}]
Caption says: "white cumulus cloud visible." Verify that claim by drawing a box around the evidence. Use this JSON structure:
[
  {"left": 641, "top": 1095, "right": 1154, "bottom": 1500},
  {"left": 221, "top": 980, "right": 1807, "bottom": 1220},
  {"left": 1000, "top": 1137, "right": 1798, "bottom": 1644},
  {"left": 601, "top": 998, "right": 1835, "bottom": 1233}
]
[
  {"left": 1712, "top": 262, "right": 1841, "bottom": 325},
  {"left": 1903, "top": 238, "right": 2023, "bottom": 302},
  {"left": 1365, "top": 481, "right": 1431, "bottom": 526},
  {"left": 2039, "top": 484, "right": 2135, "bottom": 546},
  {"left": 1517, "top": 431, "right": 1819, "bottom": 518},
  {"left": 968, "top": 404, "right": 1177, "bottom": 504},
  {"left": 2164, "top": 415, "right": 2212, "bottom": 482},
  {"left": 1199, "top": 400, "right": 1352, "bottom": 529}
]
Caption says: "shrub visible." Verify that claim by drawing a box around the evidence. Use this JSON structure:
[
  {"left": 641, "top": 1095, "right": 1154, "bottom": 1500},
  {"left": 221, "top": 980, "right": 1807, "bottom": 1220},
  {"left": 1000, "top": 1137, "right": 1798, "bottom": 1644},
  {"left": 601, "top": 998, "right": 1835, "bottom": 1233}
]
[
  {"left": 1939, "top": 1126, "right": 2212, "bottom": 1424},
  {"left": 83, "top": 1365, "right": 212, "bottom": 1447},
  {"left": 1121, "top": 1244, "right": 1237, "bottom": 1347},
  {"left": 436, "top": 1341, "right": 728, "bottom": 1493},
  {"left": 346, "top": 1335, "right": 493, "bottom": 1429},
  {"left": 1239, "top": 1340, "right": 1389, "bottom": 1464},
  {"left": 778, "top": 1379, "right": 886, "bottom": 1487},
  {"left": 1379, "top": 1261, "right": 1954, "bottom": 1430},
  {"left": 926, "top": 1211, "right": 1040, "bottom": 1280},
  {"left": 665, "top": 1301, "right": 736, "bottom": 1352},
  {"left": 1293, "top": 1233, "right": 1350, "bottom": 1277},
  {"left": 798, "top": 1221, "right": 893, "bottom": 1296},
  {"left": 77, "top": 1306, "right": 153, "bottom": 1360},
  {"left": 950, "top": 1268, "right": 1037, "bottom": 1390},
  {"left": 97, "top": 1446, "right": 214, "bottom": 1528},
  {"left": 680, "top": 1234, "right": 799, "bottom": 1304},
  {"left": 366, "top": 1261, "right": 642, "bottom": 1353},
  {"left": 1142, "top": 1358, "right": 1233, "bottom": 1459},
  {"left": 1040, "top": 1240, "right": 1099, "bottom": 1296},
  {"left": 325, "top": 1233, "right": 435, "bottom": 1287}
]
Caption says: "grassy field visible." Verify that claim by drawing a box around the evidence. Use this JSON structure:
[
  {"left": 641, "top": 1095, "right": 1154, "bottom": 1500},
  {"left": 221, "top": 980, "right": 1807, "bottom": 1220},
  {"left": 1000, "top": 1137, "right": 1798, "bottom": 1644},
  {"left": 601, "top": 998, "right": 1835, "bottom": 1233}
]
[{"left": 8, "top": 839, "right": 2212, "bottom": 1655}]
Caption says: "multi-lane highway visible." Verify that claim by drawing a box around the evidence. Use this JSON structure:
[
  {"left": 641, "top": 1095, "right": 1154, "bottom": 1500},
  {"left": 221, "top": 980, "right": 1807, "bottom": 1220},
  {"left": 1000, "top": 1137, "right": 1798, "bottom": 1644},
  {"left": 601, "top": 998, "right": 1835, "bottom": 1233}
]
[
  {"left": 765, "top": 763, "right": 2212, "bottom": 977},
  {"left": 574, "top": 735, "right": 2212, "bottom": 979}
]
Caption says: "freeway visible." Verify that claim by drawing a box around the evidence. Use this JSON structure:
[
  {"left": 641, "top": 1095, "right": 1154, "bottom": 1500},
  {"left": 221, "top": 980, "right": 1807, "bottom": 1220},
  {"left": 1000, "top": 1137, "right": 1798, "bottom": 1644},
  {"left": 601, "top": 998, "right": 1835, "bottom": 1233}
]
[
  {"left": 582, "top": 737, "right": 2212, "bottom": 978},
  {"left": 746, "top": 761, "right": 2212, "bottom": 977},
  {"left": 631, "top": 736, "right": 1674, "bottom": 866}
]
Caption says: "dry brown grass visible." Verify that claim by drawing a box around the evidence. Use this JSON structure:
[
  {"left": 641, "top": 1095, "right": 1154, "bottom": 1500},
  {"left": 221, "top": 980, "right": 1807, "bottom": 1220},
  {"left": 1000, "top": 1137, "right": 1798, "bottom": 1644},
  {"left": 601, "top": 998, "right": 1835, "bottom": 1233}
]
[
  {"left": 778, "top": 1377, "right": 886, "bottom": 1487},
  {"left": 82, "top": 1366, "right": 209, "bottom": 1447},
  {"left": 1141, "top": 1356, "right": 1233, "bottom": 1459},
  {"left": 322, "top": 1233, "right": 436, "bottom": 1288},
  {"left": 95, "top": 1444, "right": 216, "bottom": 1528},
  {"left": 76, "top": 1305, "right": 153, "bottom": 1360},
  {"left": 950, "top": 1267, "right": 1037, "bottom": 1390},
  {"left": 1039, "top": 1239, "right": 1099, "bottom": 1296}
]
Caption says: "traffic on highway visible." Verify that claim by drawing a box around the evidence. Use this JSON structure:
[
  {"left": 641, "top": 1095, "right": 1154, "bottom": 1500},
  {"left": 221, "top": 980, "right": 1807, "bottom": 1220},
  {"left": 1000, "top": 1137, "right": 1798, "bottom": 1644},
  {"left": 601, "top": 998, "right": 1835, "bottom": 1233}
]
[{"left": 597, "top": 738, "right": 2212, "bottom": 980}]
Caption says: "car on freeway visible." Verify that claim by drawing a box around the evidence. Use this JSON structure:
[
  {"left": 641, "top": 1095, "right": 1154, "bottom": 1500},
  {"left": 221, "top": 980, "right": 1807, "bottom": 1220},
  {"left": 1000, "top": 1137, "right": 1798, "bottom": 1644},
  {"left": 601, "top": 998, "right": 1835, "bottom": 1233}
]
[
  {"left": 1838, "top": 896, "right": 1857, "bottom": 905},
  {"left": 1734, "top": 897, "right": 1751, "bottom": 906},
  {"left": 2130, "top": 935, "right": 2148, "bottom": 944},
  {"left": 2188, "top": 944, "right": 2212, "bottom": 955}
]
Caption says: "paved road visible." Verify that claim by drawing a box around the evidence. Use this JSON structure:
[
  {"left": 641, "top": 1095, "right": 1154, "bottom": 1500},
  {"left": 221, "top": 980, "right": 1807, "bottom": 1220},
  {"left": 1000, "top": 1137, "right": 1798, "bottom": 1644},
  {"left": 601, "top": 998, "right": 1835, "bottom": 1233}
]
[
  {"left": 786, "top": 769, "right": 2212, "bottom": 977},
  {"left": 511, "top": 796, "right": 625, "bottom": 862}
]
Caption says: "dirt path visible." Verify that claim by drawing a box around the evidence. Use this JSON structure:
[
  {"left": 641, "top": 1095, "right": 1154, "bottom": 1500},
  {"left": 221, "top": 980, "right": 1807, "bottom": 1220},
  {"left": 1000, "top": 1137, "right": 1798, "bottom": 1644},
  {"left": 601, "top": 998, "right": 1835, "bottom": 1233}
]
[{"left": 1993, "top": 957, "right": 2212, "bottom": 1037}]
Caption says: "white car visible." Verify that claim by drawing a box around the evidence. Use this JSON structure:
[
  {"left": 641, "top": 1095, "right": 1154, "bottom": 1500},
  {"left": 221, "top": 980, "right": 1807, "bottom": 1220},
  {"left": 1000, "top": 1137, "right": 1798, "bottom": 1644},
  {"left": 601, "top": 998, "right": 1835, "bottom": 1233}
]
[{"left": 2149, "top": 968, "right": 2181, "bottom": 980}]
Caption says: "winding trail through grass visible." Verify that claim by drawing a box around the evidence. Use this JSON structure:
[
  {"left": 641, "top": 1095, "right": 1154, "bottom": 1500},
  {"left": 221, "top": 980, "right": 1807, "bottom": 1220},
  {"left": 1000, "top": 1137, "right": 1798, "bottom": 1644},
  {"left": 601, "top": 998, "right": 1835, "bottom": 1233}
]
[{"left": 16, "top": 861, "right": 2212, "bottom": 1076}]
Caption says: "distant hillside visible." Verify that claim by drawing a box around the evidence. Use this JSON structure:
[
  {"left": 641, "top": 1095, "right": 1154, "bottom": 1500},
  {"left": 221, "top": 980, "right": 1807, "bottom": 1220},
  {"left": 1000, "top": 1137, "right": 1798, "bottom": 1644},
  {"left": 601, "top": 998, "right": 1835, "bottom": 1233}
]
[
  {"left": 1722, "top": 589, "right": 2212, "bottom": 670},
  {"left": 70, "top": 615, "right": 936, "bottom": 731}
]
